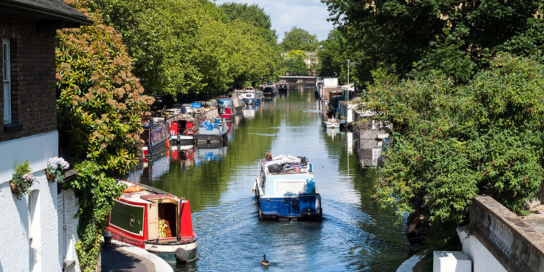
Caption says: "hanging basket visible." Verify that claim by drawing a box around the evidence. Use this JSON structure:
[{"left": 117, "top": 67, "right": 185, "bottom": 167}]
[
  {"left": 46, "top": 171, "right": 56, "bottom": 182},
  {"left": 10, "top": 180, "right": 19, "bottom": 194}
]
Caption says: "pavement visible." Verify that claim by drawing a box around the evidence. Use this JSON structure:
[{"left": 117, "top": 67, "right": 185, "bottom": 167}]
[{"left": 101, "top": 240, "right": 173, "bottom": 272}]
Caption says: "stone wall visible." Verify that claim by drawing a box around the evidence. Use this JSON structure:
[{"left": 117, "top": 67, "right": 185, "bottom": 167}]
[
  {"left": 0, "top": 14, "right": 57, "bottom": 142},
  {"left": 465, "top": 196, "right": 544, "bottom": 272}
]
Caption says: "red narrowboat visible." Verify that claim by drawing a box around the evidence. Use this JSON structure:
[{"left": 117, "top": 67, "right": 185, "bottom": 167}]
[{"left": 106, "top": 180, "right": 198, "bottom": 263}]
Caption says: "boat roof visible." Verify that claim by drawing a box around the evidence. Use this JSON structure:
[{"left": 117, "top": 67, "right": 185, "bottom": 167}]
[
  {"left": 265, "top": 173, "right": 313, "bottom": 195},
  {"left": 117, "top": 180, "right": 182, "bottom": 205},
  {"left": 263, "top": 154, "right": 311, "bottom": 175}
]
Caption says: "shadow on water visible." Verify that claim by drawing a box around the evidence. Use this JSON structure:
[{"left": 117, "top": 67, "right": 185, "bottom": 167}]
[{"left": 132, "top": 90, "right": 410, "bottom": 271}]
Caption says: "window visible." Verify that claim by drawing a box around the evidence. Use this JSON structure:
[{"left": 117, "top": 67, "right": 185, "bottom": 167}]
[{"left": 2, "top": 38, "right": 11, "bottom": 124}]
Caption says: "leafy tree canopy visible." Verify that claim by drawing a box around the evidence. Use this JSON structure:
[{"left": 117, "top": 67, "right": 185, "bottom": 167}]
[
  {"left": 323, "top": 0, "right": 544, "bottom": 85},
  {"left": 88, "top": 0, "right": 280, "bottom": 97},
  {"left": 285, "top": 50, "right": 307, "bottom": 59},
  {"left": 56, "top": 8, "right": 153, "bottom": 177},
  {"left": 317, "top": 29, "right": 346, "bottom": 81},
  {"left": 323, "top": 0, "right": 544, "bottom": 265},
  {"left": 281, "top": 26, "right": 319, "bottom": 52},
  {"left": 219, "top": 2, "right": 278, "bottom": 45}
]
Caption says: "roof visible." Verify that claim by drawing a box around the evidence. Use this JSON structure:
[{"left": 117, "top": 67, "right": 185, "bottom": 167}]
[{"left": 0, "top": 0, "right": 92, "bottom": 26}]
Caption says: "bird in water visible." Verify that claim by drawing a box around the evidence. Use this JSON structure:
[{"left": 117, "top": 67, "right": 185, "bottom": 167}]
[{"left": 261, "top": 254, "right": 270, "bottom": 266}]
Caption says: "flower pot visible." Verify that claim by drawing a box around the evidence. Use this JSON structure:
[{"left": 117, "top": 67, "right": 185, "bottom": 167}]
[
  {"left": 10, "top": 180, "right": 19, "bottom": 194},
  {"left": 46, "top": 171, "right": 56, "bottom": 182}
]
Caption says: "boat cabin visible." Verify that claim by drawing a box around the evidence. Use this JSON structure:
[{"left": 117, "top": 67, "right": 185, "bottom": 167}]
[{"left": 217, "top": 98, "right": 235, "bottom": 120}]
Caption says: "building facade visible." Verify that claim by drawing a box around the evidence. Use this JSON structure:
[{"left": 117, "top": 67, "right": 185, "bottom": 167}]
[{"left": 0, "top": 1, "right": 91, "bottom": 271}]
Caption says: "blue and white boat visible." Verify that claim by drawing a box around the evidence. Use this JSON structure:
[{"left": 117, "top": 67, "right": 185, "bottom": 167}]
[{"left": 253, "top": 154, "right": 322, "bottom": 221}]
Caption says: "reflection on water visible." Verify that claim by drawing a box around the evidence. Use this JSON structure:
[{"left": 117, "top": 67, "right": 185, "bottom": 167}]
[{"left": 127, "top": 90, "right": 410, "bottom": 271}]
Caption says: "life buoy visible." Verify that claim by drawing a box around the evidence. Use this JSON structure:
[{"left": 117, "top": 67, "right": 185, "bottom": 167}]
[
  {"left": 123, "top": 185, "right": 144, "bottom": 193},
  {"left": 165, "top": 139, "right": 171, "bottom": 148}
]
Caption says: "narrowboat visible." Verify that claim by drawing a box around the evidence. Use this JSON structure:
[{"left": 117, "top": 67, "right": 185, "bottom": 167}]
[
  {"left": 253, "top": 154, "right": 322, "bottom": 221},
  {"left": 195, "top": 118, "right": 229, "bottom": 143},
  {"left": 141, "top": 121, "right": 170, "bottom": 157},
  {"left": 106, "top": 180, "right": 198, "bottom": 263},
  {"left": 217, "top": 98, "right": 235, "bottom": 121},
  {"left": 278, "top": 81, "right": 288, "bottom": 92},
  {"left": 239, "top": 89, "right": 259, "bottom": 105},
  {"left": 262, "top": 84, "right": 278, "bottom": 97},
  {"left": 170, "top": 119, "right": 198, "bottom": 144}
]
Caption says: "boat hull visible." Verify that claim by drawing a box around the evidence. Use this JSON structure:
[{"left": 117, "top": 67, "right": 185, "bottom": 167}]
[
  {"left": 257, "top": 194, "right": 322, "bottom": 221},
  {"left": 195, "top": 132, "right": 227, "bottom": 143},
  {"left": 146, "top": 240, "right": 198, "bottom": 263},
  {"left": 170, "top": 134, "right": 195, "bottom": 144}
]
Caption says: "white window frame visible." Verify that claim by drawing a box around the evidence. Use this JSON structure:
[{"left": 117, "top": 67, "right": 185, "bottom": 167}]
[{"left": 3, "top": 38, "right": 12, "bottom": 124}]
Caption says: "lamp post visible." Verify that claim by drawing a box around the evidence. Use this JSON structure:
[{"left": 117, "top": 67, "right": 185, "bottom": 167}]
[{"left": 346, "top": 59, "right": 350, "bottom": 101}]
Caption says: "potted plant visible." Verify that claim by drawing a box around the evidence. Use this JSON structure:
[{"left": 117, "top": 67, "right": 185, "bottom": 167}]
[
  {"left": 46, "top": 157, "right": 70, "bottom": 183},
  {"left": 10, "top": 160, "right": 36, "bottom": 200}
]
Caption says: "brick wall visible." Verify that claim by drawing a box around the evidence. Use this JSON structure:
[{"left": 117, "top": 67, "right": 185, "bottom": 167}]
[{"left": 0, "top": 14, "right": 57, "bottom": 142}]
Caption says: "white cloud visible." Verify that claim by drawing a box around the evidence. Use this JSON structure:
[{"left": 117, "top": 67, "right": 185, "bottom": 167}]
[{"left": 213, "top": 0, "right": 334, "bottom": 42}]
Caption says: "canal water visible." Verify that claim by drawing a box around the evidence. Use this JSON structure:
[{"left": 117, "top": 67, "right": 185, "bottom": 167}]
[{"left": 130, "top": 88, "right": 411, "bottom": 271}]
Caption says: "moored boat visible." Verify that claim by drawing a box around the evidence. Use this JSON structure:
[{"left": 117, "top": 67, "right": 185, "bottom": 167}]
[
  {"left": 170, "top": 118, "right": 198, "bottom": 144},
  {"left": 217, "top": 97, "right": 236, "bottom": 121},
  {"left": 195, "top": 118, "right": 229, "bottom": 143},
  {"left": 239, "top": 89, "right": 259, "bottom": 105},
  {"left": 141, "top": 121, "right": 170, "bottom": 158},
  {"left": 106, "top": 180, "right": 198, "bottom": 263},
  {"left": 261, "top": 84, "right": 278, "bottom": 97},
  {"left": 253, "top": 154, "right": 322, "bottom": 221},
  {"left": 323, "top": 118, "right": 341, "bottom": 128}
]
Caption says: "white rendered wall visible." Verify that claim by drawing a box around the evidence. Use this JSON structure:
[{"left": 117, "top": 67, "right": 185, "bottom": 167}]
[
  {"left": 324, "top": 78, "right": 338, "bottom": 86},
  {"left": 0, "top": 131, "right": 59, "bottom": 184},
  {"left": 457, "top": 226, "right": 507, "bottom": 272},
  {"left": 0, "top": 172, "right": 61, "bottom": 272},
  {"left": 58, "top": 189, "right": 81, "bottom": 272},
  {"left": 0, "top": 131, "right": 63, "bottom": 272}
]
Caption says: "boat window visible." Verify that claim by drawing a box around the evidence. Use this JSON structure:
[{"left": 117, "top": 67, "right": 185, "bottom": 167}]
[
  {"left": 275, "top": 181, "right": 305, "bottom": 194},
  {"left": 158, "top": 203, "right": 177, "bottom": 238}
]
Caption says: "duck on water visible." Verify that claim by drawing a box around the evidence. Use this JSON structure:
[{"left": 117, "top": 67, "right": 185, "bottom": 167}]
[{"left": 253, "top": 154, "right": 323, "bottom": 221}]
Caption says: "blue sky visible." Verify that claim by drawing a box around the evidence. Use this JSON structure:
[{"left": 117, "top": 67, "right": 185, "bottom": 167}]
[{"left": 213, "top": 0, "right": 334, "bottom": 42}]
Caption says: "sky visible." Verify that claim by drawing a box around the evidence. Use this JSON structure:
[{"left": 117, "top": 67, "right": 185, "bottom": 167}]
[{"left": 213, "top": 0, "right": 334, "bottom": 42}]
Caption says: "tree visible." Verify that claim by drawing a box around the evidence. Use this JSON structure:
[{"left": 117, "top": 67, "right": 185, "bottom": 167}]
[
  {"left": 88, "top": 0, "right": 280, "bottom": 98},
  {"left": 323, "top": 0, "right": 543, "bottom": 86},
  {"left": 219, "top": 2, "right": 278, "bottom": 44},
  {"left": 282, "top": 54, "right": 309, "bottom": 76},
  {"left": 281, "top": 27, "right": 319, "bottom": 52},
  {"left": 56, "top": 9, "right": 153, "bottom": 177},
  {"left": 317, "top": 29, "right": 345, "bottom": 80},
  {"left": 322, "top": 0, "right": 544, "bottom": 267},
  {"left": 56, "top": 2, "right": 153, "bottom": 270}
]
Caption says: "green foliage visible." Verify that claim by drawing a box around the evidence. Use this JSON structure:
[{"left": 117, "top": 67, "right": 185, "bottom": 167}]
[
  {"left": 88, "top": 0, "right": 280, "bottom": 96},
  {"left": 219, "top": 2, "right": 277, "bottom": 45},
  {"left": 281, "top": 27, "right": 319, "bottom": 52},
  {"left": 323, "top": 0, "right": 544, "bottom": 264},
  {"left": 370, "top": 54, "right": 544, "bottom": 258},
  {"left": 317, "top": 29, "right": 348, "bottom": 82},
  {"left": 323, "top": 0, "right": 543, "bottom": 86},
  {"left": 285, "top": 50, "right": 307, "bottom": 59},
  {"left": 70, "top": 160, "right": 125, "bottom": 272},
  {"left": 282, "top": 54, "right": 309, "bottom": 76},
  {"left": 14, "top": 159, "right": 32, "bottom": 176},
  {"left": 56, "top": 8, "right": 153, "bottom": 177}
]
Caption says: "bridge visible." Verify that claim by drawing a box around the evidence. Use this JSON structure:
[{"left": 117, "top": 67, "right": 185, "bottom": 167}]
[{"left": 280, "top": 76, "right": 317, "bottom": 85}]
